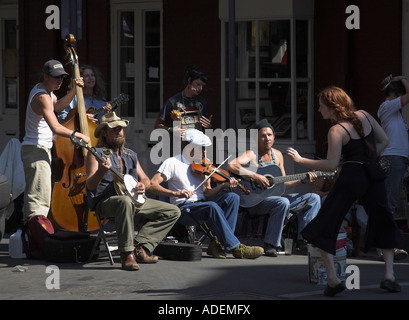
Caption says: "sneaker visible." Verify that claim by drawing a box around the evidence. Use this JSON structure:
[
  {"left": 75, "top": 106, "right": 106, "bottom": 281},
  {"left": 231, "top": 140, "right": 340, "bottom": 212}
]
[
  {"left": 263, "top": 242, "right": 278, "bottom": 257},
  {"left": 232, "top": 244, "right": 264, "bottom": 259},
  {"left": 207, "top": 237, "right": 226, "bottom": 259},
  {"left": 394, "top": 248, "right": 408, "bottom": 261}
]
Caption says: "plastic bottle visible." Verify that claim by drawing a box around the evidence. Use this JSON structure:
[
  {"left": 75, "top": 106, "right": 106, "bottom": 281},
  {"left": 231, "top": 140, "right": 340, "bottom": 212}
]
[{"left": 9, "top": 228, "right": 26, "bottom": 258}]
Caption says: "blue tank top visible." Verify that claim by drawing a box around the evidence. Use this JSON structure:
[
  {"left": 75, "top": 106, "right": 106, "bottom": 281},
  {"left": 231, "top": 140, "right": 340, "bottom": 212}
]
[
  {"left": 86, "top": 146, "right": 139, "bottom": 210},
  {"left": 258, "top": 149, "right": 278, "bottom": 167}
]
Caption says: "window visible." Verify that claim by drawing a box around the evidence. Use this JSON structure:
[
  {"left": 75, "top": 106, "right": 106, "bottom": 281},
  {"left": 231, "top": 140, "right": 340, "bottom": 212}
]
[
  {"left": 0, "top": 3, "right": 19, "bottom": 152},
  {"left": 119, "top": 11, "right": 135, "bottom": 117},
  {"left": 222, "top": 18, "right": 312, "bottom": 141},
  {"left": 2, "top": 19, "right": 18, "bottom": 112},
  {"left": 144, "top": 11, "right": 161, "bottom": 118},
  {"left": 112, "top": 2, "right": 162, "bottom": 125}
]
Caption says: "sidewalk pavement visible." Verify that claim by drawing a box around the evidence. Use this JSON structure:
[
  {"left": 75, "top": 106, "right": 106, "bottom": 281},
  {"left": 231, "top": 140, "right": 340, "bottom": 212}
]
[{"left": 1, "top": 233, "right": 408, "bottom": 305}]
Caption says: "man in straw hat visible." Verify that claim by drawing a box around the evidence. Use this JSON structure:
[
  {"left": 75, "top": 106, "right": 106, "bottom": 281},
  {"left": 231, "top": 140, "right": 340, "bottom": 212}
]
[
  {"left": 21, "top": 59, "right": 90, "bottom": 222},
  {"left": 86, "top": 112, "right": 180, "bottom": 271},
  {"left": 150, "top": 129, "right": 264, "bottom": 259}
]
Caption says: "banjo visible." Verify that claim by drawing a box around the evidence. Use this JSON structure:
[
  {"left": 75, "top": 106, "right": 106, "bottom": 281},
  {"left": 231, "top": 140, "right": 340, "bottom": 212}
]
[{"left": 70, "top": 135, "right": 146, "bottom": 209}]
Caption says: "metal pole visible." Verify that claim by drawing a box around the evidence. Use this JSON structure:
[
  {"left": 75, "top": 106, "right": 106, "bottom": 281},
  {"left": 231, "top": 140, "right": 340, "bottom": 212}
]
[{"left": 228, "top": 0, "right": 236, "bottom": 130}]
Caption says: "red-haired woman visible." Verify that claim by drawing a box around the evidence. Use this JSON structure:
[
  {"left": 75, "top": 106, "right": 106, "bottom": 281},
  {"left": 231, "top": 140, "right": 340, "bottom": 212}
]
[{"left": 287, "top": 86, "right": 402, "bottom": 296}]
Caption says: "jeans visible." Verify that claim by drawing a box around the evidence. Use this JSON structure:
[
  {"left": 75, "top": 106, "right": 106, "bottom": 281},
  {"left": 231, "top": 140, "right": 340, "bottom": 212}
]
[
  {"left": 249, "top": 192, "right": 321, "bottom": 246},
  {"left": 384, "top": 155, "right": 406, "bottom": 215},
  {"left": 178, "top": 192, "right": 241, "bottom": 251}
]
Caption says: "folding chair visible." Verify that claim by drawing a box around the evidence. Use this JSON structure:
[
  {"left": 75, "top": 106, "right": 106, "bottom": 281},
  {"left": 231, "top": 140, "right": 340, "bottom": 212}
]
[
  {"left": 158, "top": 181, "right": 214, "bottom": 245},
  {"left": 177, "top": 206, "right": 215, "bottom": 245},
  {"left": 88, "top": 211, "right": 117, "bottom": 265},
  {"left": 237, "top": 206, "right": 298, "bottom": 250}
]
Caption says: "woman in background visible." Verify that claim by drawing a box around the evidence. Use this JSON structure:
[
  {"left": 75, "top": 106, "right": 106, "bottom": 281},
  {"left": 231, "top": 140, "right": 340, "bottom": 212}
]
[{"left": 58, "top": 65, "right": 111, "bottom": 123}]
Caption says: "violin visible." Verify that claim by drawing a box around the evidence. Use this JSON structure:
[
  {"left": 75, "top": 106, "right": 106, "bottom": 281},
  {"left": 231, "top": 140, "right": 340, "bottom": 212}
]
[{"left": 191, "top": 158, "right": 250, "bottom": 195}]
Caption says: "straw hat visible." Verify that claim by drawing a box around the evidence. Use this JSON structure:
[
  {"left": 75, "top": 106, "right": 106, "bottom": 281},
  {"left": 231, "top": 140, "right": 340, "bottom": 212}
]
[{"left": 94, "top": 112, "right": 129, "bottom": 138}]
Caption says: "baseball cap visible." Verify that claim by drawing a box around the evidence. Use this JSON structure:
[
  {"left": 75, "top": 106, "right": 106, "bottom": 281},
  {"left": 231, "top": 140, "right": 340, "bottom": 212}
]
[{"left": 42, "top": 60, "right": 69, "bottom": 77}]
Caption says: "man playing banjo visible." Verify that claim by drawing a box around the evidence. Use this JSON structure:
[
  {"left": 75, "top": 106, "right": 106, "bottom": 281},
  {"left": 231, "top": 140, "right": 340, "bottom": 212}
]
[{"left": 85, "top": 112, "right": 180, "bottom": 271}]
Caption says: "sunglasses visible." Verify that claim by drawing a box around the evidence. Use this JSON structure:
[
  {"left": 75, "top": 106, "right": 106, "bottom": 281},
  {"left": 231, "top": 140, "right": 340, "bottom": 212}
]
[{"left": 51, "top": 75, "right": 65, "bottom": 79}]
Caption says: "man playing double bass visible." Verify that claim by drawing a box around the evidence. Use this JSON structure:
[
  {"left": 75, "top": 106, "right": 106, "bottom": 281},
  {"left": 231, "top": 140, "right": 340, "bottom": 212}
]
[{"left": 21, "top": 60, "right": 90, "bottom": 222}]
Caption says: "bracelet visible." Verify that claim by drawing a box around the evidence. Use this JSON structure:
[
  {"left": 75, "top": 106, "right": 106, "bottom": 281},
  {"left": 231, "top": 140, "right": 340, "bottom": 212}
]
[
  {"left": 300, "top": 179, "right": 306, "bottom": 184},
  {"left": 71, "top": 129, "right": 78, "bottom": 140}
]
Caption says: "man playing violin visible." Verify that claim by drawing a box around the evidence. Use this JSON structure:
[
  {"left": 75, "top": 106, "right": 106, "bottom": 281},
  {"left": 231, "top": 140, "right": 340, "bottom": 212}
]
[
  {"left": 150, "top": 129, "right": 264, "bottom": 259},
  {"left": 85, "top": 112, "right": 180, "bottom": 271},
  {"left": 228, "top": 119, "right": 321, "bottom": 257}
]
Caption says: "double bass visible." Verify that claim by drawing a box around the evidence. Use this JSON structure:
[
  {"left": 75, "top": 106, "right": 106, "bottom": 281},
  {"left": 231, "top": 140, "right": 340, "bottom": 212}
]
[{"left": 51, "top": 34, "right": 99, "bottom": 231}]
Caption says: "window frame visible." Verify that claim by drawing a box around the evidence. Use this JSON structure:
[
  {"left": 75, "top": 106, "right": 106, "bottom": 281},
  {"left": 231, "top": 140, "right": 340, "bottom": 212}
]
[
  {"left": 110, "top": 0, "right": 163, "bottom": 131},
  {"left": 221, "top": 18, "right": 314, "bottom": 143},
  {"left": 1, "top": 14, "right": 18, "bottom": 116}
]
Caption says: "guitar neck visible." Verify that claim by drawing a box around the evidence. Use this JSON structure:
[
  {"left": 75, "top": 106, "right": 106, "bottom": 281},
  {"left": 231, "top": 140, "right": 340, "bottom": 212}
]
[
  {"left": 107, "top": 165, "right": 124, "bottom": 182},
  {"left": 90, "top": 99, "right": 118, "bottom": 116},
  {"left": 272, "top": 171, "right": 327, "bottom": 184},
  {"left": 111, "top": 101, "right": 121, "bottom": 113}
]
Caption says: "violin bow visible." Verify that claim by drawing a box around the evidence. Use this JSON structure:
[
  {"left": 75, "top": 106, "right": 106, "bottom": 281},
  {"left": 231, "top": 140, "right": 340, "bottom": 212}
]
[{"left": 193, "top": 155, "right": 232, "bottom": 193}]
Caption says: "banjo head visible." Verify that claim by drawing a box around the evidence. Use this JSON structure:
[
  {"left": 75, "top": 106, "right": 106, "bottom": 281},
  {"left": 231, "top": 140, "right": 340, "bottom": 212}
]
[{"left": 123, "top": 174, "right": 146, "bottom": 205}]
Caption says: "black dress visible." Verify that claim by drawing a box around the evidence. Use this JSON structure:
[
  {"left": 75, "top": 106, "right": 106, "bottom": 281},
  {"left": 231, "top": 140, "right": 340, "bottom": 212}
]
[{"left": 301, "top": 124, "right": 402, "bottom": 255}]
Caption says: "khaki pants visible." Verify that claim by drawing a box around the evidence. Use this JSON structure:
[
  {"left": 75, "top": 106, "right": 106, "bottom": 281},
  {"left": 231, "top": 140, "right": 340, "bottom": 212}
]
[
  {"left": 96, "top": 196, "right": 180, "bottom": 253},
  {"left": 21, "top": 145, "right": 52, "bottom": 220}
]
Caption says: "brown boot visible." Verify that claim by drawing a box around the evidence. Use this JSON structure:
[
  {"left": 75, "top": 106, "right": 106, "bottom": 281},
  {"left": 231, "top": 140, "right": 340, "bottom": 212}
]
[
  {"left": 134, "top": 245, "right": 159, "bottom": 263},
  {"left": 120, "top": 251, "right": 140, "bottom": 271}
]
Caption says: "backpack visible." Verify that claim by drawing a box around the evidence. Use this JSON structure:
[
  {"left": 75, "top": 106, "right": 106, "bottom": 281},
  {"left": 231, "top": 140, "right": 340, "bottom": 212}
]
[{"left": 22, "top": 215, "right": 55, "bottom": 259}]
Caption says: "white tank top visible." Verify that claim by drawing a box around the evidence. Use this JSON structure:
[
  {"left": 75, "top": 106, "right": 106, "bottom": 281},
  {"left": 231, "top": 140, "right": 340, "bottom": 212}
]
[{"left": 22, "top": 84, "right": 54, "bottom": 149}]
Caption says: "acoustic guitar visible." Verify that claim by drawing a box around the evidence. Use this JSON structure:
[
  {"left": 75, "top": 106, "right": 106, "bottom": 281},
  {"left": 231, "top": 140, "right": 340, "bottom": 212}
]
[
  {"left": 87, "top": 93, "right": 129, "bottom": 117},
  {"left": 70, "top": 135, "right": 146, "bottom": 209},
  {"left": 231, "top": 164, "right": 335, "bottom": 208}
]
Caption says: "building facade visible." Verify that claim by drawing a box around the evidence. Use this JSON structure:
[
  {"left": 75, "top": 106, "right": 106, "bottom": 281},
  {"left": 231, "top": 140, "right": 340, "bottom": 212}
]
[{"left": 0, "top": 0, "right": 407, "bottom": 177}]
